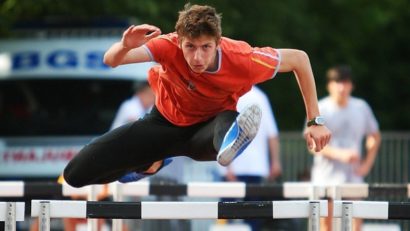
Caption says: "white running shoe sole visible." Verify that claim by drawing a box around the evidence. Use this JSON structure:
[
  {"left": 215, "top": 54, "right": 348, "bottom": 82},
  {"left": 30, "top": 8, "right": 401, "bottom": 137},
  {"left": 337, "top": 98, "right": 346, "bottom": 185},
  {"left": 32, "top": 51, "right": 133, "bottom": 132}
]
[{"left": 217, "top": 104, "right": 262, "bottom": 166}]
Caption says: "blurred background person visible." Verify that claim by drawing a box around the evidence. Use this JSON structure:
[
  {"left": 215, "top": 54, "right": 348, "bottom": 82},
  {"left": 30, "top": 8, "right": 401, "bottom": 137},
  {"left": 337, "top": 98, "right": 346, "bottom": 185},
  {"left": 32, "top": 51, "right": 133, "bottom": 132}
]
[
  {"left": 111, "top": 80, "right": 155, "bottom": 130},
  {"left": 310, "top": 65, "right": 381, "bottom": 231},
  {"left": 218, "top": 85, "right": 281, "bottom": 231}
]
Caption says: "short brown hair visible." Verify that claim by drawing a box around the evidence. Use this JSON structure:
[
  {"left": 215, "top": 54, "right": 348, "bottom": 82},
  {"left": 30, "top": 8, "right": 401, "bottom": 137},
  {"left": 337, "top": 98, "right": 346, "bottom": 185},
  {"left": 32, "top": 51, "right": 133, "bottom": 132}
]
[
  {"left": 326, "top": 65, "right": 353, "bottom": 82},
  {"left": 175, "top": 4, "right": 222, "bottom": 42}
]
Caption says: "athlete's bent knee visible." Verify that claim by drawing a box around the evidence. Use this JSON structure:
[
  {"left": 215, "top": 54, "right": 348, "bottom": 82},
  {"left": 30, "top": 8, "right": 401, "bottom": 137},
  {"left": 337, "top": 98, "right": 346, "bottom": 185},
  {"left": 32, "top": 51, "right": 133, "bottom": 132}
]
[{"left": 63, "top": 164, "right": 86, "bottom": 188}]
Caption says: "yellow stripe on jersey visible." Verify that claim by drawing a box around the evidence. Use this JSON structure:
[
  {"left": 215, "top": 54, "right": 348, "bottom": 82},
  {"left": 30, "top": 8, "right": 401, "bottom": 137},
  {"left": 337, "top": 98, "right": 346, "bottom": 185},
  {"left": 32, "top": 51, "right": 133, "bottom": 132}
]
[
  {"left": 251, "top": 57, "right": 276, "bottom": 69},
  {"left": 57, "top": 174, "right": 64, "bottom": 184}
]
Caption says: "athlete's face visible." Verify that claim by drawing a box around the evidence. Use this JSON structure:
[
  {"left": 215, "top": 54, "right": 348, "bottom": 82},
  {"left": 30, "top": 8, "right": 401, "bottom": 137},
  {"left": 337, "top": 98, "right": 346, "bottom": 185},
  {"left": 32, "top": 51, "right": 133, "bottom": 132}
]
[{"left": 180, "top": 35, "right": 219, "bottom": 73}]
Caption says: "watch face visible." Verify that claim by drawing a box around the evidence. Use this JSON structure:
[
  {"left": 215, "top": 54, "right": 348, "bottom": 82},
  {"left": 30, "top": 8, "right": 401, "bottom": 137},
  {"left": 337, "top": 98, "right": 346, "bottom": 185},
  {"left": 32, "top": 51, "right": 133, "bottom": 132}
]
[{"left": 315, "top": 117, "right": 325, "bottom": 125}]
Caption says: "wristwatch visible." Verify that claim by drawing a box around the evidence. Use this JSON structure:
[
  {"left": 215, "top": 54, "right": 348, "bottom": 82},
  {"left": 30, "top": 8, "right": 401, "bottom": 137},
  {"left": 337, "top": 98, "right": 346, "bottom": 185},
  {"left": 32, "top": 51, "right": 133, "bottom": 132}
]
[{"left": 307, "top": 116, "right": 325, "bottom": 127}]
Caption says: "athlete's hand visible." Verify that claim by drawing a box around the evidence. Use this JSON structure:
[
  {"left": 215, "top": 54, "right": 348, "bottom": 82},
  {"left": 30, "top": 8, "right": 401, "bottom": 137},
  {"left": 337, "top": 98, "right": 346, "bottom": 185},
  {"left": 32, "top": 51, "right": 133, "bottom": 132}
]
[
  {"left": 121, "top": 24, "right": 161, "bottom": 49},
  {"left": 304, "top": 125, "right": 331, "bottom": 152}
]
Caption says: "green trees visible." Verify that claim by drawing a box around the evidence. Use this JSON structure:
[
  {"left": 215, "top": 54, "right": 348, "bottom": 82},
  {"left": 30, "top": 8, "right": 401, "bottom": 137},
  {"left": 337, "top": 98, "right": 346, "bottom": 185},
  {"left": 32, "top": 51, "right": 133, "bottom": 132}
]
[{"left": 1, "top": 0, "right": 409, "bottom": 129}]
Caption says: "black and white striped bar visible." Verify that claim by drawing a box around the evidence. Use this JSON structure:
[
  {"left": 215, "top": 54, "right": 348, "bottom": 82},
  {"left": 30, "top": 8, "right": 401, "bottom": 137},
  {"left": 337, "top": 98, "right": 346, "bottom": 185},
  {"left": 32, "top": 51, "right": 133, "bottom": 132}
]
[
  {"left": 111, "top": 182, "right": 327, "bottom": 198},
  {"left": 333, "top": 201, "right": 410, "bottom": 220},
  {"left": 31, "top": 200, "right": 327, "bottom": 219},
  {"left": 0, "top": 181, "right": 326, "bottom": 198},
  {"left": 1, "top": 181, "right": 409, "bottom": 198},
  {"left": 0, "top": 181, "right": 106, "bottom": 198}
]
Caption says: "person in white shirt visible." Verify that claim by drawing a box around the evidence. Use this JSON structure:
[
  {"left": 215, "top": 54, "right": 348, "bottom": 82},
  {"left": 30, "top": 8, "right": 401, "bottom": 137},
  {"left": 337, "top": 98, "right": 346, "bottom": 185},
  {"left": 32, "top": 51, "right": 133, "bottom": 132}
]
[
  {"left": 311, "top": 65, "right": 381, "bottom": 231},
  {"left": 219, "top": 86, "right": 281, "bottom": 231},
  {"left": 111, "top": 81, "right": 155, "bottom": 130}
]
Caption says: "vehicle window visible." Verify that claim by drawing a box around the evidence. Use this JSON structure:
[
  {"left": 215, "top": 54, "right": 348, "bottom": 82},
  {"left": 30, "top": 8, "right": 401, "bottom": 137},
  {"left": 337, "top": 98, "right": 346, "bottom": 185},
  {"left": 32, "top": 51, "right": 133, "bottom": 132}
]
[{"left": 0, "top": 79, "right": 134, "bottom": 136}]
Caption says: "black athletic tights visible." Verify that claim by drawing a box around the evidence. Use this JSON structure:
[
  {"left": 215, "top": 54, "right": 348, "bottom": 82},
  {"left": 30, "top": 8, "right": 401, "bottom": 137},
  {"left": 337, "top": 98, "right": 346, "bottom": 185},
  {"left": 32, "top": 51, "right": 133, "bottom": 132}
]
[{"left": 63, "top": 106, "right": 238, "bottom": 187}]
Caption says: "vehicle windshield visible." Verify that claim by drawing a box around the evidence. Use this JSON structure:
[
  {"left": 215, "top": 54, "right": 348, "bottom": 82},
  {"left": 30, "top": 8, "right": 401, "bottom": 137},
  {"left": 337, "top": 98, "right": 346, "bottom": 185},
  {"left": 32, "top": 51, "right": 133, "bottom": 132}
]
[{"left": 0, "top": 78, "right": 134, "bottom": 136}]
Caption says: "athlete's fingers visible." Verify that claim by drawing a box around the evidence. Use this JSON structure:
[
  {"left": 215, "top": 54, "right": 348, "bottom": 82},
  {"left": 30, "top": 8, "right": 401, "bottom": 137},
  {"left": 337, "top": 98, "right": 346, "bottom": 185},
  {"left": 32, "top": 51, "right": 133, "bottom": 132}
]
[
  {"left": 130, "top": 24, "right": 160, "bottom": 35},
  {"left": 315, "top": 137, "right": 323, "bottom": 152},
  {"left": 123, "top": 25, "right": 134, "bottom": 36},
  {"left": 145, "top": 29, "right": 161, "bottom": 40},
  {"left": 327, "top": 133, "right": 332, "bottom": 145},
  {"left": 130, "top": 26, "right": 144, "bottom": 34},
  {"left": 322, "top": 132, "right": 330, "bottom": 148},
  {"left": 144, "top": 25, "right": 161, "bottom": 33},
  {"left": 312, "top": 137, "right": 319, "bottom": 152},
  {"left": 319, "top": 136, "right": 325, "bottom": 151},
  {"left": 317, "top": 135, "right": 327, "bottom": 152},
  {"left": 305, "top": 133, "right": 314, "bottom": 151}
]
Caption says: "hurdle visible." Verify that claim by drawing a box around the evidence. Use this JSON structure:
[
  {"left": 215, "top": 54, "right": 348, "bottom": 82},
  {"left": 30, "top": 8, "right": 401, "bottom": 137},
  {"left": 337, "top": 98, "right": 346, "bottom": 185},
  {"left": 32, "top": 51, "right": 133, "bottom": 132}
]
[
  {"left": 319, "top": 183, "right": 410, "bottom": 231},
  {"left": 333, "top": 201, "right": 410, "bottom": 231},
  {"left": 31, "top": 200, "right": 327, "bottom": 231},
  {"left": 0, "top": 202, "right": 25, "bottom": 231},
  {"left": 0, "top": 181, "right": 323, "bottom": 198},
  {"left": 3, "top": 182, "right": 409, "bottom": 230},
  {"left": 1, "top": 181, "right": 409, "bottom": 199},
  {"left": 109, "top": 181, "right": 329, "bottom": 198}
]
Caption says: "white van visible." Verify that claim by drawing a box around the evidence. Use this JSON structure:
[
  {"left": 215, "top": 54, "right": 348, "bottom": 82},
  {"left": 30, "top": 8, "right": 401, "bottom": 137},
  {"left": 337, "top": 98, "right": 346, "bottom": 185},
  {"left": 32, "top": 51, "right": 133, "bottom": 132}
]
[{"left": 0, "top": 38, "right": 154, "bottom": 180}]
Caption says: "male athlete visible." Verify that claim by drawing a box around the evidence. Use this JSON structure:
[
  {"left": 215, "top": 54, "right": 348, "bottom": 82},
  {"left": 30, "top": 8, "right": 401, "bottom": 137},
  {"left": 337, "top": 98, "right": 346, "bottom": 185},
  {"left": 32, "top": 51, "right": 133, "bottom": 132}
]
[{"left": 63, "top": 4, "right": 331, "bottom": 187}]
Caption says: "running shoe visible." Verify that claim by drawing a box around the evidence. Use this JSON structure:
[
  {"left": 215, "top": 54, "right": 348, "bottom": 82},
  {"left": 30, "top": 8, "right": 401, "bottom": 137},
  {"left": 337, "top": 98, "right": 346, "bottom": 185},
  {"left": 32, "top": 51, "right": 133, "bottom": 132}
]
[
  {"left": 217, "top": 104, "right": 262, "bottom": 166},
  {"left": 118, "top": 158, "right": 173, "bottom": 183}
]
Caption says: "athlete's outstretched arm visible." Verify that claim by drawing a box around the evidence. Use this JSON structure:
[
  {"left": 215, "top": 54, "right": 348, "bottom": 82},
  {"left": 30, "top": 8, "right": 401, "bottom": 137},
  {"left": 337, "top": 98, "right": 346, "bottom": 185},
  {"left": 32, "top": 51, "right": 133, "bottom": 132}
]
[
  {"left": 104, "top": 24, "right": 161, "bottom": 67},
  {"left": 277, "top": 49, "right": 331, "bottom": 152}
]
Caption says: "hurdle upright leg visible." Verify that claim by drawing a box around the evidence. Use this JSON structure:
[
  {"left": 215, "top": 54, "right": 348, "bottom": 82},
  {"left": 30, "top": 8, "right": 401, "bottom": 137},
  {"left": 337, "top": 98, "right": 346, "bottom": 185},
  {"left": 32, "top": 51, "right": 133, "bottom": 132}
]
[
  {"left": 38, "top": 201, "right": 50, "bottom": 231},
  {"left": 308, "top": 186, "right": 322, "bottom": 231},
  {"left": 341, "top": 202, "right": 352, "bottom": 231},
  {"left": 112, "top": 183, "right": 124, "bottom": 231},
  {"left": 5, "top": 202, "right": 16, "bottom": 231},
  {"left": 330, "top": 185, "right": 342, "bottom": 231},
  {"left": 308, "top": 201, "right": 320, "bottom": 231},
  {"left": 87, "top": 185, "right": 98, "bottom": 231}
]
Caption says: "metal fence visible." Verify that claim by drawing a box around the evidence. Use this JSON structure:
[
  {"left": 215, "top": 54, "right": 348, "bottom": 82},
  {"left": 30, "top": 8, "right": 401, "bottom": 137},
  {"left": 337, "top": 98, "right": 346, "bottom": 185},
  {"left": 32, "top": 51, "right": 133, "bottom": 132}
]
[{"left": 279, "top": 131, "right": 410, "bottom": 184}]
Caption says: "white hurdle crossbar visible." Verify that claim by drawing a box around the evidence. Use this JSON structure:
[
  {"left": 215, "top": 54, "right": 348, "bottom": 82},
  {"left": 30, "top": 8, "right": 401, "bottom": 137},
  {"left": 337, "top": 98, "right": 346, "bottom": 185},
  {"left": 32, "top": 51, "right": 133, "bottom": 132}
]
[
  {"left": 32, "top": 200, "right": 327, "bottom": 231},
  {"left": 0, "top": 202, "right": 25, "bottom": 231},
  {"left": 334, "top": 201, "right": 410, "bottom": 231}
]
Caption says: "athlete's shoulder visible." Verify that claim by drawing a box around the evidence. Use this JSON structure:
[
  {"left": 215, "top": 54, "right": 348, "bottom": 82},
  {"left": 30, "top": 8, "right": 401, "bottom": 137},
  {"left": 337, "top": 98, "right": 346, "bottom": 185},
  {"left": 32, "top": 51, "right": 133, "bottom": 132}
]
[
  {"left": 155, "top": 32, "right": 179, "bottom": 46},
  {"left": 220, "top": 37, "right": 252, "bottom": 55},
  {"left": 146, "top": 33, "right": 179, "bottom": 61}
]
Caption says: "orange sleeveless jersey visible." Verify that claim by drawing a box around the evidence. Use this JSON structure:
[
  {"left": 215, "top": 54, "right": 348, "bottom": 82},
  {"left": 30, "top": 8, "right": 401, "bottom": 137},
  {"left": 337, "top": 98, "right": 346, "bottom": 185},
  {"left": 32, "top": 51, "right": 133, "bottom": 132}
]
[{"left": 145, "top": 33, "right": 281, "bottom": 126}]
